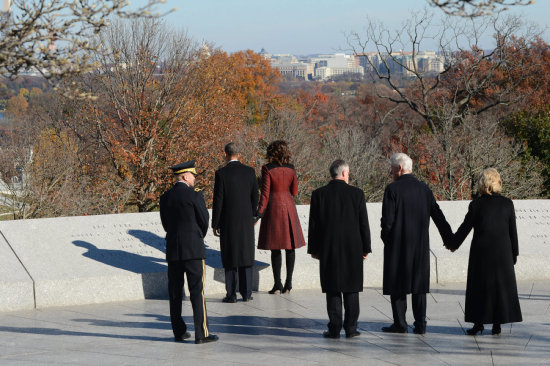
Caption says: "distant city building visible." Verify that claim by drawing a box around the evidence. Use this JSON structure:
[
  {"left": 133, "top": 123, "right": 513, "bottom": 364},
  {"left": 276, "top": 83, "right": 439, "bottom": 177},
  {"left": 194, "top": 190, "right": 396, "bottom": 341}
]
[
  {"left": 314, "top": 66, "right": 364, "bottom": 80},
  {"left": 270, "top": 54, "right": 299, "bottom": 64},
  {"left": 310, "top": 53, "right": 359, "bottom": 69},
  {"left": 271, "top": 61, "right": 314, "bottom": 80},
  {"left": 262, "top": 50, "right": 313, "bottom": 80},
  {"left": 357, "top": 52, "right": 380, "bottom": 72},
  {"left": 260, "top": 49, "right": 444, "bottom": 81},
  {"left": 416, "top": 51, "right": 445, "bottom": 73},
  {"left": 309, "top": 54, "right": 363, "bottom": 80},
  {"left": 356, "top": 51, "right": 445, "bottom": 77},
  {"left": 259, "top": 48, "right": 271, "bottom": 59}
]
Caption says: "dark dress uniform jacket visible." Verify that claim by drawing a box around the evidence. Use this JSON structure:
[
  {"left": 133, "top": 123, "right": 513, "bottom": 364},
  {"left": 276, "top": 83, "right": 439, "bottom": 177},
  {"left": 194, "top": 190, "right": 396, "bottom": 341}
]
[
  {"left": 448, "top": 194, "right": 522, "bottom": 324},
  {"left": 212, "top": 161, "right": 259, "bottom": 268},
  {"left": 381, "top": 174, "right": 451, "bottom": 296},
  {"left": 160, "top": 182, "right": 209, "bottom": 261},
  {"left": 257, "top": 163, "right": 306, "bottom": 250},
  {"left": 308, "top": 180, "right": 372, "bottom": 293}
]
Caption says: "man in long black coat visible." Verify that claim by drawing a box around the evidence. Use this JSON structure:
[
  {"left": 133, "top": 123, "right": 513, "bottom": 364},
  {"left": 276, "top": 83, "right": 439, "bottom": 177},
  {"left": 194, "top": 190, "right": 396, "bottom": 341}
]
[
  {"left": 308, "top": 159, "right": 371, "bottom": 339},
  {"left": 212, "top": 143, "right": 259, "bottom": 302},
  {"left": 160, "top": 160, "right": 218, "bottom": 344},
  {"left": 380, "top": 153, "right": 452, "bottom": 335}
]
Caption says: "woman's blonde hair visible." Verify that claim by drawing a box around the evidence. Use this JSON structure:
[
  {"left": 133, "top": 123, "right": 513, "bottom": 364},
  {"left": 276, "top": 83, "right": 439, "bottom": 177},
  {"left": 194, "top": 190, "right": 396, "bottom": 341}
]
[{"left": 477, "top": 168, "right": 502, "bottom": 196}]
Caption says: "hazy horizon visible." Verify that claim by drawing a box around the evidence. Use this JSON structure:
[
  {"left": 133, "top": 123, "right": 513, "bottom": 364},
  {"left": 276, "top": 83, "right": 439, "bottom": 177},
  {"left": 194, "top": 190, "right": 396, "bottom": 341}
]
[{"left": 131, "top": 0, "right": 550, "bottom": 55}]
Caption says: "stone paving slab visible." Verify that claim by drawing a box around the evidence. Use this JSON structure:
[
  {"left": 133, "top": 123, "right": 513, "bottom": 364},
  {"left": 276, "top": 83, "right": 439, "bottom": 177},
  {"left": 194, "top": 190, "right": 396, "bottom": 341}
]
[{"left": 0, "top": 281, "right": 549, "bottom": 365}]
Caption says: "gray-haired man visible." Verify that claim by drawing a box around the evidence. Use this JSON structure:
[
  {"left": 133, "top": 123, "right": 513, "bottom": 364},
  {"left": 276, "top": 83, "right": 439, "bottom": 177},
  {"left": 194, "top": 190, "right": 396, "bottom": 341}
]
[
  {"left": 381, "top": 153, "right": 452, "bottom": 334},
  {"left": 308, "top": 160, "right": 371, "bottom": 338}
]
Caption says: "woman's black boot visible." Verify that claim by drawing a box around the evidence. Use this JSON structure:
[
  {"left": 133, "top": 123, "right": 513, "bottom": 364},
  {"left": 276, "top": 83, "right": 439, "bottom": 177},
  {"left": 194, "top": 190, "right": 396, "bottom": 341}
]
[{"left": 466, "top": 323, "right": 484, "bottom": 335}]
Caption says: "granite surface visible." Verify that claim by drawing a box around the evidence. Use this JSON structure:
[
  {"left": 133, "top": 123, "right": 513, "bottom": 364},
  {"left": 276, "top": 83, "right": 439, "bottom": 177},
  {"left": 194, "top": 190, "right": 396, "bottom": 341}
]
[
  {"left": 0, "top": 233, "right": 34, "bottom": 312},
  {"left": 0, "top": 199, "right": 549, "bottom": 310},
  {"left": 0, "top": 281, "right": 548, "bottom": 365}
]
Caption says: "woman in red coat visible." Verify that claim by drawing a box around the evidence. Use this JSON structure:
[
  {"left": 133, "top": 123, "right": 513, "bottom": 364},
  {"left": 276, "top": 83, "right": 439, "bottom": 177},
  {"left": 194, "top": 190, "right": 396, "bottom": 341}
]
[{"left": 257, "top": 140, "right": 306, "bottom": 294}]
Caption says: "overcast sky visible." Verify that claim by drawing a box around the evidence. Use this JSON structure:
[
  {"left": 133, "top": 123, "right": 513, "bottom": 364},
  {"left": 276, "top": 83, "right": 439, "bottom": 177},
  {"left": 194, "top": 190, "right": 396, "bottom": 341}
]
[{"left": 132, "top": 0, "right": 549, "bottom": 55}]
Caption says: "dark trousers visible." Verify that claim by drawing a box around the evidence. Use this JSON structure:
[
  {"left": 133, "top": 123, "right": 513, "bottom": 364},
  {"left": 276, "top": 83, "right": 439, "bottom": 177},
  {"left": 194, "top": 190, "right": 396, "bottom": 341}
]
[
  {"left": 390, "top": 293, "right": 426, "bottom": 330},
  {"left": 224, "top": 266, "right": 253, "bottom": 299},
  {"left": 326, "top": 292, "right": 360, "bottom": 335},
  {"left": 168, "top": 259, "right": 211, "bottom": 340}
]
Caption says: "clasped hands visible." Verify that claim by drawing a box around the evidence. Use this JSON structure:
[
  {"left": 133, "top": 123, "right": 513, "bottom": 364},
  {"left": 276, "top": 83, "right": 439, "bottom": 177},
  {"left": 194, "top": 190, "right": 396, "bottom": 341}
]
[{"left": 443, "top": 242, "right": 457, "bottom": 252}]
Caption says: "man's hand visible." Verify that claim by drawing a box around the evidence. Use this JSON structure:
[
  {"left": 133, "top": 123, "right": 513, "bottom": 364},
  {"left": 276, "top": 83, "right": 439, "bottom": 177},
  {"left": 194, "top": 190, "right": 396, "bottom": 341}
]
[
  {"left": 363, "top": 253, "right": 368, "bottom": 260},
  {"left": 310, "top": 253, "right": 319, "bottom": 260},
  {"left": 213, "top": 228, "right": 220, "bottom": 237}
]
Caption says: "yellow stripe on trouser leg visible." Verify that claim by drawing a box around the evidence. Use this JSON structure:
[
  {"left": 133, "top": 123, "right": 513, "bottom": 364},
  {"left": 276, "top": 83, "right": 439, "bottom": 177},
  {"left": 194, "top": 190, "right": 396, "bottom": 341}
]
[{"left": 201, "top": 259, "right": 209, "bottom": 337}]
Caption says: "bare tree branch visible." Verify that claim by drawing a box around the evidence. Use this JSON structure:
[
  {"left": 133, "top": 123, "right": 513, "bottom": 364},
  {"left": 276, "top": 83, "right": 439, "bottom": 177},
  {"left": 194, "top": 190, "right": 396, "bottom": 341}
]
[
  {"left": 0, "top": 0, "right": 171, "bottom": 82},
  {"left": 427, "top": 0, "right": 534, "bottom": 17}
]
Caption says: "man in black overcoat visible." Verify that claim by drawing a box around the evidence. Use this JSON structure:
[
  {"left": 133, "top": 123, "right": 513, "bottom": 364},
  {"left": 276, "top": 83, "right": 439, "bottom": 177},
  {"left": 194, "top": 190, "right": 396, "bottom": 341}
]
[
  {"left": 308, "top": 159, "right": 371, "bottom": 339},
  {"left": 212, "top": 142, "right": 259, "bottom": 302},
  {"left": 380, "top": 153, "right": 452, "bottom": 335},
  {"left": 160, "top": 160, "right": 218, "bottom": 344}
]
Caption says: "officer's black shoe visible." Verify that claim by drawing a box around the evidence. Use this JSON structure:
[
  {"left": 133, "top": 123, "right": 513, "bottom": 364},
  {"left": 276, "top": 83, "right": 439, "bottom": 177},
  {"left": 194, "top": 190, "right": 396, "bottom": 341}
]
[
  {"left": 242, "top": 296, "right": 253, "bottom": 302},
  {"left": 174, "top": 332, "right": 191, "bottom": 342},
  {"left": 322, "top": 331, "right": 340, "bottom": 339},
  {"left": 381, "top": 324, "right": 408, "bottom": 333},
  {"left": 346, "top": 331, "right": 361, "bottom": 338},
  {"left": 413, "top": 327, "right": 426, "bottom": 335},
  {"left": 222, "top": 296, "right": 236, "bottom": 303},
  {"left": 195, "top": 334, "right": 219, "bottom": 344}
]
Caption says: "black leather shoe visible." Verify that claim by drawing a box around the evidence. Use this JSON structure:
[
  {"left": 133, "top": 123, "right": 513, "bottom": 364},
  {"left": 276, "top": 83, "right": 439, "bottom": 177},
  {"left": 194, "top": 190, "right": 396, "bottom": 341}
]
[
  {"left": 346, "top": 331, "right": 361, "bottom": 338},
  {"left": 195, "top": 334, "right": 219, "bottom": 344},
  {"left": 174, "top": 332, "right": 191, "bottom": 342},
  {"left": 492, "top": 324, "right": 501, "bottom": 335},
  {"left": 222, "top": 296, "right": 236, "bottom": 303},
  {"left": 322, "top": 331, "right": 340, "bottom": 339},
  {"left": 381, "top": 324, "right": 408, "bottom": 333},
  {"left": 413, "top": 327, "right": 426, "bottom": 335},
  {"left": 242, "top": 296, "right": 253, "bottom": 302}
]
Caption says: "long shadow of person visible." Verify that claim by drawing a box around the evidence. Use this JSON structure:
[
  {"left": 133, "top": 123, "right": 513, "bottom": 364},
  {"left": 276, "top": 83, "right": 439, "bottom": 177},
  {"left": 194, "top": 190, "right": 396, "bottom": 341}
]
[
  {"left": 127, "top": 229, "right": 224, "bottom": 268},
  {"left": 127, "top": 229, "right": 270, "bottom": 291},
  {"left": 72, "top": 240, "right": 167, "bottom": 299},
  {"left": 126, "top": 229, "right": 225, "bottom": 285}
]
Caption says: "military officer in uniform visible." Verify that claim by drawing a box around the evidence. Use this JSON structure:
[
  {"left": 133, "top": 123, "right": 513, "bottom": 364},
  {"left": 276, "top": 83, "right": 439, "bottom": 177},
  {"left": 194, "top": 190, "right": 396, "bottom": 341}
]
[{"left": 159, "top": 160, "right": 218, "bottom": 344}]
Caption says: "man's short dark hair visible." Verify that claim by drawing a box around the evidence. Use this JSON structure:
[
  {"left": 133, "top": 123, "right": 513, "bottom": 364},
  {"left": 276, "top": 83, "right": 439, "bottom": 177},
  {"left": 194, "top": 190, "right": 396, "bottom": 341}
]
[
  {"left": 224, "top": 142, "right": 239, "bottom": 157},
  {"left": 329, "top": 159, "right": 348, "bottom": 178}
]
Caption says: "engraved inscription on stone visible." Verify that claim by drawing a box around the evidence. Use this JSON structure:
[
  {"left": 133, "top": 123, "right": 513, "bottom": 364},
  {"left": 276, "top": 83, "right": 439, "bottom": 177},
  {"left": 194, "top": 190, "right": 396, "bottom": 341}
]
[
  {"left": 514, "top": 206, "right": 550, "bottom": 245},
  {"left": 69, "top": 221, "right": 166, "bottom": 257}
]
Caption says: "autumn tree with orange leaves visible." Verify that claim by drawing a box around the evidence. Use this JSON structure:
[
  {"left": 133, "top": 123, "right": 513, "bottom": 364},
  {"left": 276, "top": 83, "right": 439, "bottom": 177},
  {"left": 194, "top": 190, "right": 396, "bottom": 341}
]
[
  {"left": 57, "top": 19, "right": 284, "bottom": 212},
  {"left": 347, "top": 9, "right": 544, "bottom": 199},
  {"left": 67, "top": 18, "right": 205, "bottom": 212}
]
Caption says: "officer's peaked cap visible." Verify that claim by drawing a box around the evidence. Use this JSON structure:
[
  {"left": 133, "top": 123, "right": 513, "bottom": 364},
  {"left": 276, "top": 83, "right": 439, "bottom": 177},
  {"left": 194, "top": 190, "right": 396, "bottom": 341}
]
[{"left": 169, "top": 160, "right": 197, "bottom": 175}]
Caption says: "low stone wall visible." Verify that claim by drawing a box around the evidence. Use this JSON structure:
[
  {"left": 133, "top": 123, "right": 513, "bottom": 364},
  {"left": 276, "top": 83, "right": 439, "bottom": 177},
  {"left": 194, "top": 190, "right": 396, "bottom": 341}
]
[{"left": 0, "top": 200, "right": 548, "bottom": 312}]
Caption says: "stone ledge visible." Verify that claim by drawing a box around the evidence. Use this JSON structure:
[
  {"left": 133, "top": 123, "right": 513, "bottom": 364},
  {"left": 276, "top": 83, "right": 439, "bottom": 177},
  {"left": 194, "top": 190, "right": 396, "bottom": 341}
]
[
  {"left": 0, "top": 199, "right": 548, "bottom": 311},
  {"left": 0, "top": 233, "right": 34, "bottom": 312}
]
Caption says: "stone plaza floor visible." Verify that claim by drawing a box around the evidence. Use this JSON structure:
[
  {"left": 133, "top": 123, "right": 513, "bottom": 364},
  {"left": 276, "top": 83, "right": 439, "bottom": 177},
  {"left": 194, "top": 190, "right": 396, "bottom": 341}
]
[{"left": 0, "top": 281, "right": 549, "bottom": 365}]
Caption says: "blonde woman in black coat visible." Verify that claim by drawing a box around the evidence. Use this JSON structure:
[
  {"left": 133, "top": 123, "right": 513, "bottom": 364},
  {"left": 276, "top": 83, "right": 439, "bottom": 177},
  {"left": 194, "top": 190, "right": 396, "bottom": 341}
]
[{"left": 446, "top": 168, "right": 522, "bottom": 336}]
